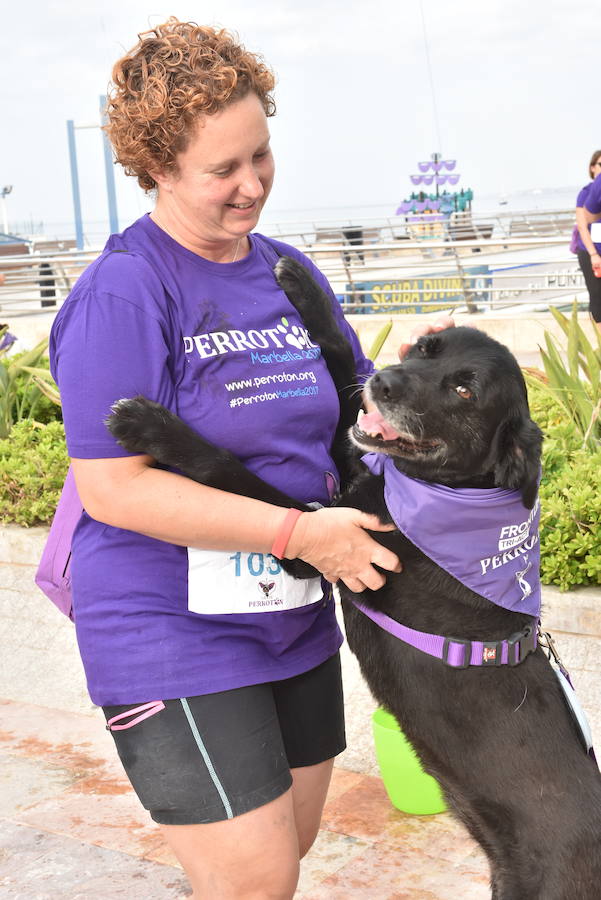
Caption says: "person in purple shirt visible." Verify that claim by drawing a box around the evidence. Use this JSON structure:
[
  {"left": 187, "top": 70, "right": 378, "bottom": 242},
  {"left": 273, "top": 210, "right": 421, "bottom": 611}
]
[
  {"left": 574, "top": 150, "right": 601, "bottom": 334},
  {"left": 50, "top": 18, "right": 451, "bottom": 898}
]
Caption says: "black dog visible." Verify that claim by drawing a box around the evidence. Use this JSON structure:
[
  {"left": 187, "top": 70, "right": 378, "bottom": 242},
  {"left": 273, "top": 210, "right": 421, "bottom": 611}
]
[{"left": 107, "top": 258, "right": 601, "bottom": 899}]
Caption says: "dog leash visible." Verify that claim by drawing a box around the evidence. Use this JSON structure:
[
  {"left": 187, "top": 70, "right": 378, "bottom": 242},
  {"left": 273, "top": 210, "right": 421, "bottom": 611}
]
[
  {"left": 538, "top": 630, "right": 596, "bottom": 763},
  {"left": 351, "top": 600, "right": 537, "bottom": 668}
]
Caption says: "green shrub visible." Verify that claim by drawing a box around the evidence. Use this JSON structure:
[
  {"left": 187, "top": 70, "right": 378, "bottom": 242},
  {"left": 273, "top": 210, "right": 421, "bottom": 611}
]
[
  {"left": 1, "top": 353, "right": 63, "bottom": 426},
  {"left": 0, "top": 336, "right": 52, "bottom": 438},
  {"left": 529, "top": 381, "right": 601, "bottom": 591},
  {"left": 0, "top": 420, "right": 68, "bottom": 526},
  {"left": 538, "top": 449, "right": 601, "bottom": 590},
  {"left": 524, "top": 304, "right": 601, "bottom": 451}
]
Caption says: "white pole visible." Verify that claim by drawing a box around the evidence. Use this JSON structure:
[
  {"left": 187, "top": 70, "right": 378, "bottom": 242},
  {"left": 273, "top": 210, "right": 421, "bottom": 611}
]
[{"left": 0, "top": 186, "right": 13, "bottom": 235}]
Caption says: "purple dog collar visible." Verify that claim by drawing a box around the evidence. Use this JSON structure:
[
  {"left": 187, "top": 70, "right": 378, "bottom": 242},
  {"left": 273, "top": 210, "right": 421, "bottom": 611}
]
[{"left": 352, "top": 600, "right": 537, "bottom": 668}]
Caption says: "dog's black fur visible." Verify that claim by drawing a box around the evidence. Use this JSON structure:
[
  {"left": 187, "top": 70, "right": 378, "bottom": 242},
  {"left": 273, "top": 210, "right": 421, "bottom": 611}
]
[{"left": 107, "top": 257, "right": 601, "bottom": 899}]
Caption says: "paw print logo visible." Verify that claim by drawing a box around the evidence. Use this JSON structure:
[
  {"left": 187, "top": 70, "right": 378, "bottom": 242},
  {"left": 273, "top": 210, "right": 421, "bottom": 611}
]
[{"left": 277, "top": 317, "right": 310, "bottom": 350}]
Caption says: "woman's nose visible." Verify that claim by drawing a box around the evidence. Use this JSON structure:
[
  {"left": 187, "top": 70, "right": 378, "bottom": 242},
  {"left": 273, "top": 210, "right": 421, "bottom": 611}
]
[{"left": 238, "top": 166, "right": 265, "bottom": 199}]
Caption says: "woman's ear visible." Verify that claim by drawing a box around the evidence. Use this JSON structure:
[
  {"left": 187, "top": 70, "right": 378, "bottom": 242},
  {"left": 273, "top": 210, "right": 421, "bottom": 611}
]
[
  {"left": 489, "top": 416, "right": 543, "bottom": 509},
  {"left": 148, "top": 168, "right": 174, "bottom": 192}
]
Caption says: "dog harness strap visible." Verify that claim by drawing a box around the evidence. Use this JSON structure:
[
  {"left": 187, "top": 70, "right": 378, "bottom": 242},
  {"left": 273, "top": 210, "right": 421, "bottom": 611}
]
[{"left": 352, "top": 601, "right": 537, "bottom": 668}]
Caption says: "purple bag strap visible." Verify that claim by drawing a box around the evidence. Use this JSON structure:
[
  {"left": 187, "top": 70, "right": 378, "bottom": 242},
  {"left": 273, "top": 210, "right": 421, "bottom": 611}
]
[{"left": 34, "top": 466, "right": 83, "bottom": 619}]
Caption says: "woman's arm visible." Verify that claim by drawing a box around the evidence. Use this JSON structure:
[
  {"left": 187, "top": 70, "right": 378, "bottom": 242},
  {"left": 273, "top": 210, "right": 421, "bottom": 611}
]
[
  {"left": 72, "top": 455, "right": 401, "bottom": 592},
  {"left": 576, "top": 206, "right": 600, "bottom": 260}
]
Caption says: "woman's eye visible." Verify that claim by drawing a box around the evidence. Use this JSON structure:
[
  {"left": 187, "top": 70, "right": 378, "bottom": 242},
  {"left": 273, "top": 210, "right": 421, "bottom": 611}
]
[{"left": 455, "top": 385, "right": 473, "bottom": 400}]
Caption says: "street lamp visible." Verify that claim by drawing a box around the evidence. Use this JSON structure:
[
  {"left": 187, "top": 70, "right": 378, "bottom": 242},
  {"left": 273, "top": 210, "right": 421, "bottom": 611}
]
[{"left": 1, "top": 186, "right": 13, "bottom": 235}]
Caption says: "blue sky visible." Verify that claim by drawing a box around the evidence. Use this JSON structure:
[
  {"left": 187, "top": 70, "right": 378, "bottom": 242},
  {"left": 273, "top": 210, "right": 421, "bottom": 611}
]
[{"left": 1, "top": 0, "right": 599, "bottom": 239}]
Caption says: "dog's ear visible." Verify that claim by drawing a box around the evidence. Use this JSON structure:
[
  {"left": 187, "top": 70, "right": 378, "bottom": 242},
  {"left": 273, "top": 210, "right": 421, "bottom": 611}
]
[{"left": 488, "top": 416, "right": 543, "bottom": 509}]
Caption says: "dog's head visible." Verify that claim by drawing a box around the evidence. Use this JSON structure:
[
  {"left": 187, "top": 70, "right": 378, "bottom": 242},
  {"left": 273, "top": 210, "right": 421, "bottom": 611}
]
[{"left": 352, "top": 327, "right": 542, "bottom": 508}]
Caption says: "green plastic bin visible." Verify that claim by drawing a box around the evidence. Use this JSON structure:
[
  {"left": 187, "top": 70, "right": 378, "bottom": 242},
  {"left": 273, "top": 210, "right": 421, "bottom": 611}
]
[{"left": 372, "top": 707, "right": 447, "bottom": 815}]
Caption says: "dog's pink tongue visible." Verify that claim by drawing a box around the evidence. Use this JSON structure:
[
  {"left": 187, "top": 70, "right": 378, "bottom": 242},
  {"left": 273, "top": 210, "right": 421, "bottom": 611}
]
[{"left": 360, "top": 411, "right": 401, "bottom": 441}]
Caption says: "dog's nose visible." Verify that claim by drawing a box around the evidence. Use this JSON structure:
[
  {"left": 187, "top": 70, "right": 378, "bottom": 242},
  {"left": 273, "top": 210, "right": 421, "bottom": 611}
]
[{"left": 370, "top": 369, "right": 403, "bottom": 402}]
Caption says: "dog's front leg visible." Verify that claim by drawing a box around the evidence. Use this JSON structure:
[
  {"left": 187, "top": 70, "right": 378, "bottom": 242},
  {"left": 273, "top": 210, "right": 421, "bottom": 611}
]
[
  {"left": 274, "top": 256, "right": 363, "bottom": 486},
  {"left": 107, "top": 396, "right": 308, "bottom": 510},
  {"left": 107, "top": 396, "right": 321, "bottom": 580}
]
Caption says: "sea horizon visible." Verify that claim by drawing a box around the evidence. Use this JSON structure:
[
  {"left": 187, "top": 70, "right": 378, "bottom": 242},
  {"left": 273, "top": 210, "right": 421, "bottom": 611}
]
[{"left": 6, "top": 184, "right": 579, "bottom": 248}]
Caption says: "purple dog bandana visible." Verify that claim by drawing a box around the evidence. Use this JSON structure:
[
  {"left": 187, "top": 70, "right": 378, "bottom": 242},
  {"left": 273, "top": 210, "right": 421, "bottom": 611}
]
[{"left": 362, "top": 453, "right": 541, "bottom": 617}]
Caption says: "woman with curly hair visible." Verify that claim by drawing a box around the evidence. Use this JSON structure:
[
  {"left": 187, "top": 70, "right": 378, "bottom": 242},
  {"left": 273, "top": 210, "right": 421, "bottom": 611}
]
[
  {"left": 49, "top": 18, "right": 407, "bottom": 897},
  {"left": 574, "top": 149, "right": 601, "bottom": 334},
  {"left": 49, "top": 17, "right": 455, "bottom": 895}
]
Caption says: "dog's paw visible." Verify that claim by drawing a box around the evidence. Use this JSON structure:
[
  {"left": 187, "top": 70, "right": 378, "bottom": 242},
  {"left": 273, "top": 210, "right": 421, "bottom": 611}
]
[
  {"left": 280, "top": 556, "right": 321, "bottom": 580},
  {"left": 274, "top": 256, "right": 313, "bottom": 299},
  {"left": 106, "top": 396, "right": 176, "bottom": 454}
]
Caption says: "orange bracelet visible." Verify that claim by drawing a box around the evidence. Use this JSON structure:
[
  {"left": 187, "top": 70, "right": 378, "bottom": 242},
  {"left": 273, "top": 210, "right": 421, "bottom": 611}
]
[{"left": 271, "top": 509, "right": 304, "bottom": 559}]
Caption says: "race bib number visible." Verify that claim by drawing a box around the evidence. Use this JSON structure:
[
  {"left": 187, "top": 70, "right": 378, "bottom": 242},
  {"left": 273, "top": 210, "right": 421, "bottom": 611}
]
[{"left": 187, "top": 548, "right": 323, "bottom": 615}]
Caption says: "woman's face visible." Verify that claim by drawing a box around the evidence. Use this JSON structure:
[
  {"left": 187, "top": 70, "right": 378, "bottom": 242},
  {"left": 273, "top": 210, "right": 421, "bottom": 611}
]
[
  {"left": 154, "top": 92, "right": 275, "bottom": 244},
  {"left": 592, "top": 157, "right": 601, "bottom": 179}
]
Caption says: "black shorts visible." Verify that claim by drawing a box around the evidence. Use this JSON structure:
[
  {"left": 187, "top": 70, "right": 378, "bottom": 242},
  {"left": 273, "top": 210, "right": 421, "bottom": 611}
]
[
  {"left": 578, "top": 250, "right": 601, "bottom": 322},
  {"left": 102, "top": 652, "right": 345, "bottom": 826}
]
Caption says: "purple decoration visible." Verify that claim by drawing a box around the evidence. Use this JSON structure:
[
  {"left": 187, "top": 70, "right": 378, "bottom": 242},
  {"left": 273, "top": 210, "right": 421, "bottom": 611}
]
[
  {"left": 432, "top": 162, "right": 442, "bottom": 173},
  {"left": 396, "top": 201, "right": 413, "bottom": 215},
  {"left": 443, "top": 159, "right": 457, "bottom": 170},
  {"left": 410, "top": 174, "right": 423, "bottom": 185},
  {"left": 448, "top": 174, "right": 460, "bottom": 185},
  {"left": 418, "top": 161, "right": 432, "bottom": 172},
  {"left": 430, "top": 199, "right": 441, "bottom": 210},
  {"left": 422, "top": 174, "right": 434, "bottom": 185},
  {"left": 0, "top": 330, "right": 17, "bottom": 352},
  {"left": 436, "top": 174, "right": 447, "bottom": 185},
  {"left": 415, "top": 201, "right": 428, "bottom": 212}
]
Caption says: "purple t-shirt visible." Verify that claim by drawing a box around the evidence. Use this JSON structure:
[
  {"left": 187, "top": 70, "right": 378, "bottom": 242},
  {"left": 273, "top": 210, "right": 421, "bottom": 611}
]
[
  {"left": 575, "top": 176, "right": 601, "bottom": 253},
  {"left": 50, "top": 215, "right": 373, "bottom": 705}
]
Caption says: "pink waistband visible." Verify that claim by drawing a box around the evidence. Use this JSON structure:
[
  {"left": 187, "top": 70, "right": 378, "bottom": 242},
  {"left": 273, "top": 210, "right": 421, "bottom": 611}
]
[{"left": 106, "top": 700, "right": 165, "bottom": 731}]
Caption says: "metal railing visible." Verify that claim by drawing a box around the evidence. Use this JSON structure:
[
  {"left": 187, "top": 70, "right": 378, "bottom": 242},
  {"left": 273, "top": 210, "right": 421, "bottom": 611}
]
[
  {"left": 0, "top": 209, "right": 580, "bottom": 316},
  {"left": 0, "top": 250, "right": 98, "bottom": 313},
  {"left": 262, "top": 206, "right": 576, "bottom": 246}
]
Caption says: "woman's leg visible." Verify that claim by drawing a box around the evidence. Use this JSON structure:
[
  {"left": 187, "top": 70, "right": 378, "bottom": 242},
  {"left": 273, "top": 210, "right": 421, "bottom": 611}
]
[
  {"left": 103, "top": 687, "right": 297, "bottom": 898},
  {"left": 103, "top": 653, "right": 344, "bottom": 897},
  {"left": 290, "top": 756, "right": 335, "bottom": 857},
  {"left": 160, "top": 788, "right": 300, "bottom": 899},
  {"left": 273, "top": 652, "right": 346, "bottom": 857},
  {"left": 578, "top": 250, "right": 601, "bottom": 333},
  {"left": 159, "top": 742, "right": 336, "bottom": 896}
]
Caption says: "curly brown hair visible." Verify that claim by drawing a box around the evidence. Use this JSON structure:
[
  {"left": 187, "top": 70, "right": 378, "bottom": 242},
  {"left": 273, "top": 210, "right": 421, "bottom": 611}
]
[{"left": 105, "top": 18, "right": 276, "bottom": 192}]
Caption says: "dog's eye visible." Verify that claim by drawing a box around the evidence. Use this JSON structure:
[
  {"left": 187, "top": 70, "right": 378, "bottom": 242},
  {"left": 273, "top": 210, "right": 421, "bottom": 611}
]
[{"left": 455, "top": 385, "right": 473, "bottom": 400}]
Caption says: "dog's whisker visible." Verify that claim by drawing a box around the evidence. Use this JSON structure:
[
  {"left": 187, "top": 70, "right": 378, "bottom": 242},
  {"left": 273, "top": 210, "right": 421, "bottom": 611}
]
[{"left": 514, "top": 685, "right": 528, "bottom": 712}]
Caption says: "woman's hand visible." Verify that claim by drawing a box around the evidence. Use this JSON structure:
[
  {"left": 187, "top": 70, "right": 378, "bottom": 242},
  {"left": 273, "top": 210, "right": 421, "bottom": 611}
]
[
  {"left": 398, "top": 314, "right": 455, "bottom": 360},
  {"left": 285, "top": 507, "right": 401, "bottom": 593}
]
